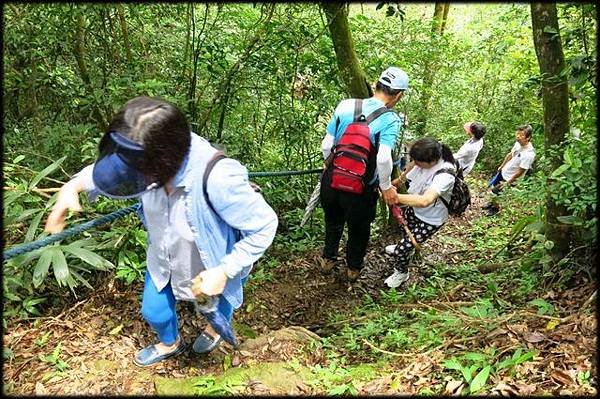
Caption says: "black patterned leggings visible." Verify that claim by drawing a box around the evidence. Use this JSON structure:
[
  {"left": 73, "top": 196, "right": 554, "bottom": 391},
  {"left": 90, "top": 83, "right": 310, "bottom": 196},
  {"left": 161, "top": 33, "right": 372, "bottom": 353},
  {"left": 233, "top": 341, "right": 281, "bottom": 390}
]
[{"left": 393, "top": 207, "right": 442, "bottom": 272}]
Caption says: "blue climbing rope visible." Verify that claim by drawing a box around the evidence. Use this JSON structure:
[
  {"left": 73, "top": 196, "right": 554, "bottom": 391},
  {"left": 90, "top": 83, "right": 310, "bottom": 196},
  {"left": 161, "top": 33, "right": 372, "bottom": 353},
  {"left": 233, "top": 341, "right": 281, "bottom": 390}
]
[
  {"left": 3, "top": 168, "right": 323, "bottom": 262},
  {"left": 3, "top": 205, "right": 139, "bottom": 262}
]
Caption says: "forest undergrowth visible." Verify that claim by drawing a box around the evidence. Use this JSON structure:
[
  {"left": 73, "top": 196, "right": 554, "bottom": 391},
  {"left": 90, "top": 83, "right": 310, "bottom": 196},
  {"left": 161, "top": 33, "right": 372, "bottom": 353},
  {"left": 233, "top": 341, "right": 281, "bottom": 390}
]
[{"left": 2, "top": 174, "right": 596, "bottom": 396}]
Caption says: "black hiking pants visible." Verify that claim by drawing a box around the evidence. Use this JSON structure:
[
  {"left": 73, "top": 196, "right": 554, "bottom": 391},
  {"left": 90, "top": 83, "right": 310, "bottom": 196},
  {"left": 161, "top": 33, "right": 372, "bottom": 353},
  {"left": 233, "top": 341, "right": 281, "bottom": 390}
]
[{"left": 320, "top": 171, "right": 378, "bottom": 271}]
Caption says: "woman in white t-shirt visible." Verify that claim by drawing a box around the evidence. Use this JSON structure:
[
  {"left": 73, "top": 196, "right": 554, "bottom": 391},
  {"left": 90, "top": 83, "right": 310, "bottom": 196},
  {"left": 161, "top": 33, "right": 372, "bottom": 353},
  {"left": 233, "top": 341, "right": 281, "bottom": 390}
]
[
  {"left": 383, "top": 137, "right": 457, "bottom": 288},
  {"left": 453, "top": 121, "right": 486, "bottom": 175}
]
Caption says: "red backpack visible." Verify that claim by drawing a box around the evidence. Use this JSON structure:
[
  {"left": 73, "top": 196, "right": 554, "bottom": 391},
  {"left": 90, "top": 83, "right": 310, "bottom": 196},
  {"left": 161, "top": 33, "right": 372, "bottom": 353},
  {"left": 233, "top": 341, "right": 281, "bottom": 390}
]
[{"left": 328, "top": 99, "right": 394, "bottom": 194}]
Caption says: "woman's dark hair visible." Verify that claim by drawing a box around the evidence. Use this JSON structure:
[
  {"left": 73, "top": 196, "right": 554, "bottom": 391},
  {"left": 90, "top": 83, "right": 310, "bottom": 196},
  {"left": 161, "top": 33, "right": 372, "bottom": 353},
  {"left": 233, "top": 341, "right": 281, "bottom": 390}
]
[
  {"left": 99, "top": 96, "right": 191, "bottom": 185},
  {"left": 470, "top": 122, "right": 486, "bottom": 140},
  {"left": 375, "top": 81, "right": 404, "bottom": 96},
  {"left": 517, "top": 124, "right": 533, "bottom": 139},
  {"left": 409, "top": 137, "right": 455, "bottom": 165}
]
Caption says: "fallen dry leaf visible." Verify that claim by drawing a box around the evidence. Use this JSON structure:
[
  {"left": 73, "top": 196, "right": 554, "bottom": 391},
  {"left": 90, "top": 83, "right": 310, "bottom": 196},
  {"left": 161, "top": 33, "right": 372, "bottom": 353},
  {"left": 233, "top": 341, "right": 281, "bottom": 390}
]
[
  {"left": 486, "top": 328, "right": 508, "bottom": 340},
  {"left": 270, "top": 342, "right": 282, "bottom": 352},
  {"left": 524, "top": 331, "right": 546, "bottom": 343},
  {"left": 514, "top": 382, "right": 537, "bottom": 395},
  {"left": 35, "top": 382, "right": 46, "bottom": 395},
  {"left": 551, "top": 369, "right": 574, "bottom": 386},
  {"left": 491, "top": 382, "right": 518, "bottom": 396},
  {"left": 444, "top": 379, "right": 463, "bottom": 395},
  {"left": 231, "top": 355, "right": 241, "bottom": 367}
]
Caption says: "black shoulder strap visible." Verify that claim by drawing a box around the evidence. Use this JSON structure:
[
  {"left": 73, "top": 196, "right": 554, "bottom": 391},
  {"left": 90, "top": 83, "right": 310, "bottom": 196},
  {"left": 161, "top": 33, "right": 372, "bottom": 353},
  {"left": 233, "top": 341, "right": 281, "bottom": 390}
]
[
  {"left": 434, "top": 159, "right": 462, "bottom": 178},
  {"left": 353, "top": 99, "right": 364, "bottom": 122},
  {"left": 432, "top": 168, "right": 453, "bottom": 211},
  {"left": 365, "top": 106, "right": 394, "bottom": 125},
  {"left": 438, "top": 194, "right": 450, "bottom": 211},
  {"left": 203, "top": 150, "right": 227, "bottom": 215},
  {"left": 434, "top": 167, "right": 456, "bottom": 177},
  {"left": 433, "top": 163, "right": 459, "bottom": 211}
]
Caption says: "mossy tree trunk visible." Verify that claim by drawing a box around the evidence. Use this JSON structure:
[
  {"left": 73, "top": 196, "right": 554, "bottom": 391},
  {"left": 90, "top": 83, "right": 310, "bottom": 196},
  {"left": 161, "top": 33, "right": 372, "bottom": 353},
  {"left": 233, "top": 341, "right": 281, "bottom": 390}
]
[
  {"left": 414, "top": 2, "right": 450, "bottom": 136},
  {"left": 530, "top": 2, "right": 571, "bottom": 258},
  {"left": 321, "top": 2, "right": 370, "bottom": 99}
]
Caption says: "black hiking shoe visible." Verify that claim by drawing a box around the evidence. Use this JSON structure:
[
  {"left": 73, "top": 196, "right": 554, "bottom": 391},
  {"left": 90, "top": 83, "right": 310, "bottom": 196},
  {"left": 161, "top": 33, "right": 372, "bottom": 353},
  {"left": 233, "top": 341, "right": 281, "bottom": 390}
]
[{"left": 485, "top": 206, "right": 500, "bottom": 216}]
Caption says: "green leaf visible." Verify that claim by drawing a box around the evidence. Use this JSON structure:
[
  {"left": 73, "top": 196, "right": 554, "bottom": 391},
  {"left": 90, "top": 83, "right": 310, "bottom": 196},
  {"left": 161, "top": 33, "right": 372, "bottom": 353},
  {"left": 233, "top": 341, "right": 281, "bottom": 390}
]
[
  {"left": 469, "top": 365, "right": 491, "bottom": 393},
  {"left": 3, "top": 190, "right": 25, "bottom": 209},
  {"left": 461, "top": 364, "right": 476, "bottom": 383},
  {"left": 24, "top": 211, "right": 44, "bottom": 243},
  {"left": 328, "top": 385, "right": 350, "bottom": 395},
  {"left": 51, "top": 248, "right": 70, "bottom": 285},
  {"left": 9, "top": 249, "right": 44, "bottom": 269},
  {"left": 33, "top": 249, "right": 54, "bottom": 287},
  {"left": 222, "top": 354, "right": 232, "bottom": 371},
  {"left": 496, "top": 356, "right": 514, "bottom": 370},
  {"left": 14, "top": 208, "right": 42, "bottom": 224},
  {"left": 528, "top": 299, "right": 554, "bottom": 315},
  {"left": 23, "top": 297, "right": 46, "bottom": 315},
  {"left": 514, "top": 350, "right": 536, "bottom": 365},
  {"left": 523, "top": 220, "right": 544, "bottom": 233},
  {"left": 69, "top": 270, "right": 93, "bottom": 289},
  {"left": 463, "top": 352, "right": 487, "bottom": 363},
  {"left": 563, "top": 149, "right": 572, "bottom": 166},
  {"left": 29, "top": 156, "right": 66, "bottom": 190},
  {"left": 13, "top": 155, "right": 26, "bottom": 164},
  {"left": 4, "top": 291, "right": 21, "bottom": 302},
  {"left": 510, "top": 215, "right": 536, "bottom": 236},
  {"left": 63, "top": 246, "right": 113, "bottom": 270},
  {"left": 543, "top": 26, "right": 558, "bottom": 34},
  {"left": 108, "top": 324, "right": 124, "bottom": 335},
  {"left": 52, "top": 342, "right": 62, "bottom": 361},
  {"left": 550, "top": 164, "right": 570, "bottom": 178},
  {"left": 556, "top": 215, "right": 583, "bottom": 225},
  {"left": 443, "top": 358, "right": 463, "bottom": 371}
]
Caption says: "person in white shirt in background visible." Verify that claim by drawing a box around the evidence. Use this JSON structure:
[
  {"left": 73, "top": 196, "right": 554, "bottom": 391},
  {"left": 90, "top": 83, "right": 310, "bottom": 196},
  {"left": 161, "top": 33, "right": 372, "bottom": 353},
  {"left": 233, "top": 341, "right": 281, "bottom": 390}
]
[
  {"left": 382, "top": 137, "right": 457, "bottom": 288},
  {"left": 453, "top": 121, "right": 486, "bottom": 175},
  {"left": 484, "top": 124, "right": 535, "bottom": 216}
]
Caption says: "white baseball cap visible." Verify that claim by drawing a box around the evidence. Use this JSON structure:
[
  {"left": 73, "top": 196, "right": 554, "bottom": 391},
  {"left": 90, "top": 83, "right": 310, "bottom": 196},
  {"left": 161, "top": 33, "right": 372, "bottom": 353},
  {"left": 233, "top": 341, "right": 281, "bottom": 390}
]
[{"left": 378, "top": 66, "right": 409, "bottom": 90}]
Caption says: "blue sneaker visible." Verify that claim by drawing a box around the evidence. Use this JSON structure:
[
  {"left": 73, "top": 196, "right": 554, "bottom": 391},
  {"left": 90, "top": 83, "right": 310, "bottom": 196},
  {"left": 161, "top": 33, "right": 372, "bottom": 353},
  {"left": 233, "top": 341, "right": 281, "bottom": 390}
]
[
  {"left": 133, "top": 339, "right": 186, "bottom": 367},
  {"left": 192, "top": 331, "right": 223, "bottom": 354}
]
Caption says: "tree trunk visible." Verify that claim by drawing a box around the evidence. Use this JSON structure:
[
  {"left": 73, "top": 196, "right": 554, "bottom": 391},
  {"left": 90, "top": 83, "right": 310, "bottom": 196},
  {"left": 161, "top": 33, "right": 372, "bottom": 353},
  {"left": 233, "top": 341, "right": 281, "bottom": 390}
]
[
  {"left": 116, "top": 4, "right": 133, "bottom": 65},
  {"left": 321, "top": 2, "right": 370, "bottom": 98},
  {"left": 414, "top": 2, "right": 450, "bottom": 136},
  {"left": 432, "top": 2, "right": 449, "bottom": 34},
  {"left": 530, "top": 2, "right": 571, "bottom": 258}
]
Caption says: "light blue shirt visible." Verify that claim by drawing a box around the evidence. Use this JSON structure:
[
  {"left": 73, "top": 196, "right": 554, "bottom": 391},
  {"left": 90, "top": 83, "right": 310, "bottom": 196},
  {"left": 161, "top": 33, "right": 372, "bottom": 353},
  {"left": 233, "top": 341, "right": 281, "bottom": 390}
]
[
  {"left": 326, "top": 98, "right": 402, "bottom": 148},
  {"left": 82, "top": 133, "right": 278, "bottom": 309}
]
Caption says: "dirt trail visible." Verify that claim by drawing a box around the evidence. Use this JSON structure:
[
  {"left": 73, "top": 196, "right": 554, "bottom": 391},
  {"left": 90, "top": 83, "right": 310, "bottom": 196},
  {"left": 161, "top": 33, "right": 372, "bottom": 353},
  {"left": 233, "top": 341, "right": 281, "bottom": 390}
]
[{"left": 2, "top": 180, "right": 596, "bottom": 395}]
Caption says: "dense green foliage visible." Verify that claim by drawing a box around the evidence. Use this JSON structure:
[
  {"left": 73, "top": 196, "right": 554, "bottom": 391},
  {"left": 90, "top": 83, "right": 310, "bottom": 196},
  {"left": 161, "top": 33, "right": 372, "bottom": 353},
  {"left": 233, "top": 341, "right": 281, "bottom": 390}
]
[{"left": 3, "top": 4, "right": 596, "bottom": 320}]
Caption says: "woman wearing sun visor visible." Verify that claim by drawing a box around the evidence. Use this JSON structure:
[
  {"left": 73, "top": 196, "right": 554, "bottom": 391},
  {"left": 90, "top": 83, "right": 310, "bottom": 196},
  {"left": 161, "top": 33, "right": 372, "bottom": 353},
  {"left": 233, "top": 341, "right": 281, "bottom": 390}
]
[{"left": 45, "top": 96, "right": 278, "bottom": 367}]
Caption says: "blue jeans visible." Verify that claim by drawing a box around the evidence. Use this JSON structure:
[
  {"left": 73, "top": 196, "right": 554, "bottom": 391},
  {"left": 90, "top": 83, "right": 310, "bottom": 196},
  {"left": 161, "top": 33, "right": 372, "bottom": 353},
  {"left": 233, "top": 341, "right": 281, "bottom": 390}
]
[
  {"left": 140, "top": 271, "right": 246, "bottom": 345},
  {"left": 488, "top": 171, "right": 505, "bottom": 190}
]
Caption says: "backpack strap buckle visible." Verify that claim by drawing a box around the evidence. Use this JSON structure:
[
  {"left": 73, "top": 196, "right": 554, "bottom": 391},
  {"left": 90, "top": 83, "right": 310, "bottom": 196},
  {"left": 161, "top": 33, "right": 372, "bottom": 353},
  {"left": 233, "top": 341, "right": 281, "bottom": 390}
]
[{"left": 353, "top": 99, "right": 365, "bottom": 122}]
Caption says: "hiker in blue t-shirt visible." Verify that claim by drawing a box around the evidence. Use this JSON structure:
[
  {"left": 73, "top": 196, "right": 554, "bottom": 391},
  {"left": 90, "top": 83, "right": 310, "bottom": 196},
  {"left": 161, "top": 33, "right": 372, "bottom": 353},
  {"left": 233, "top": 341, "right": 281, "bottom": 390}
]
[{"left": 319, "top": 67, "right": 409, "bottom": 282}]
